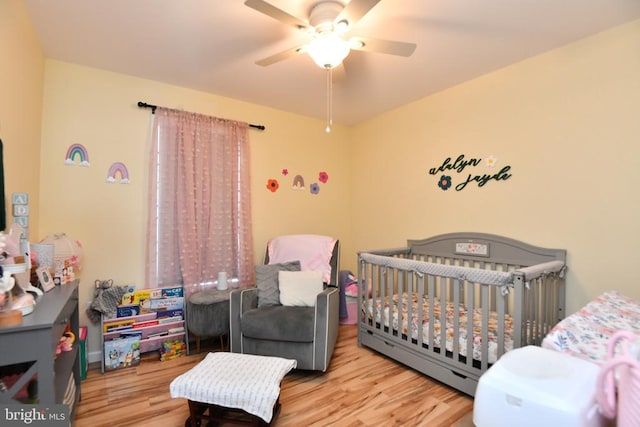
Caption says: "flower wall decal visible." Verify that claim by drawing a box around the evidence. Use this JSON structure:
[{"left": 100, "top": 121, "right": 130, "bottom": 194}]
[
  {"left": 310, "top": 183, "right": 320, "bottom": 195},
  {"left": 485, "top": 156, "right": 497, "bottom": 167},
  {"left": 266, "top": 179, "right": 279, "bottom": 192},
  {"left": 281, "top": 168, "right": 288, "bottom": 176},
  {"left": 438, "top": 175, "right": 452, "bottom": 191},
  {"left": 318, "top": 171, "right": 329, "bottom": 183}
]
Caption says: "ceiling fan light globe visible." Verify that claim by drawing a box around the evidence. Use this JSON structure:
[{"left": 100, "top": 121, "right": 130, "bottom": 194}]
[
  {"left": 334, "top": 19, "right": 349, "bottom": 33},
  {"left": 349, "top": 39, "right": 365, "bottom": 49},
  {"left": 307, "top": 33, "right": 351, "bottom": 69}
]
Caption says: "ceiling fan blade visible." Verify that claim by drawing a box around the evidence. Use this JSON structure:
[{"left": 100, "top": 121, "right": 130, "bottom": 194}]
[
  {"left": 255, "top": 45, "right": 306, "bottom": 66},
  {"left": 334, "top": 0, "right": 382, "bottom": 29},
  {"left": 244, "top": 0, "right": 310, "bottom": 31},
  {"left": 349, "top": 36, "right": 416, "bottom": 57}
]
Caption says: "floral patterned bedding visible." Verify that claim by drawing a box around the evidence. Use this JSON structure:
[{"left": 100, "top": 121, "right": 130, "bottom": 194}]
[
  {"left": 541, "top": 291, "right": 640, "bottom": 364},
  {"left": 363, "top": 293, "right": 514, "bottom": 364}
]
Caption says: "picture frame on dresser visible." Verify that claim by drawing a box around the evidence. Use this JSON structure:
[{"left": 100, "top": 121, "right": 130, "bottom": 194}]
[{"left": 37, "top": 266, "right": 55, "bottom": 292}]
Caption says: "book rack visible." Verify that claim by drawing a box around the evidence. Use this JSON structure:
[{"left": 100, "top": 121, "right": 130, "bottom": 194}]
[{"left": 100, "top": 286, "right": 188, "bottom": 372}]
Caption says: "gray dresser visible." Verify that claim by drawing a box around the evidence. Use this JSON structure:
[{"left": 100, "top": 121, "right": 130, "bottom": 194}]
[{"left": 0, "top": 280, "right": 80, "bottom": 418}]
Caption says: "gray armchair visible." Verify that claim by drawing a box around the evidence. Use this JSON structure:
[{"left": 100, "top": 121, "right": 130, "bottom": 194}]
[{"left": 230, "top": 237, "right": 339, "bottom": 371}]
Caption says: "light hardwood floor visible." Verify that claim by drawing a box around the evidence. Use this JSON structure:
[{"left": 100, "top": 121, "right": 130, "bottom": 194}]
[{"left": 74, "top": 325, "right": 474, "bottom": 426}]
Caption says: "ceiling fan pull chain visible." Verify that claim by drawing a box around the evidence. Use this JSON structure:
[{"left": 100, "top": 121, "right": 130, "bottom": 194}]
[{"left": 325, "top": 67, "right": 332, "bottom": 133}]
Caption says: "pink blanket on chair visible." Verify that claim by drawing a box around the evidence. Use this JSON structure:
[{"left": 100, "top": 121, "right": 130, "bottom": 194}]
[{"left": 267, "top": 234, "right": 336, "bottom": 283}]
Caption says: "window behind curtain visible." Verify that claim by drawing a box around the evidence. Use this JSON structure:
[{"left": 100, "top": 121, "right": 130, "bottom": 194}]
[{"left": 145, "top": 107, "right": 254, "bottom": 296}]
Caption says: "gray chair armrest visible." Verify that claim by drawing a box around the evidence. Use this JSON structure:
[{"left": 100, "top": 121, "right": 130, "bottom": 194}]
[
  {"left": 314, "top": 286, "right": 340, "bottom": 371},
  {"left": 229, "top": 287, "right": 258, "bottom": 353}
]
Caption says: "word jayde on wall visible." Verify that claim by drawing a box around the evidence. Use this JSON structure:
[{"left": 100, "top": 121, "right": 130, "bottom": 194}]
[{"left": 428, "top": 154, "right": 512, "bottom": 191}]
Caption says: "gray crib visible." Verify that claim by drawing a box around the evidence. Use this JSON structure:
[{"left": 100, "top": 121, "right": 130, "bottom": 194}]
[{"left": 357, "top": 232, "right": 566, "bottom": 396}]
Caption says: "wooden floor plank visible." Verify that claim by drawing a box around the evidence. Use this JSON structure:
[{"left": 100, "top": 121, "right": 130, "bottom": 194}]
[{"left": 74, "top": 325, "right": 473, "bottom": 426}]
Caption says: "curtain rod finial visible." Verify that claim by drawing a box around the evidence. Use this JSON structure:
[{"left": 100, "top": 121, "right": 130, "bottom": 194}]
[{"left": 137, "top": 101, "right": 157, "bottom": 114}]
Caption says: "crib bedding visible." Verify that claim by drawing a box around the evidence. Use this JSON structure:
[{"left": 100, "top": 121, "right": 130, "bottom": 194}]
[
  {"left": 364, "top": 293, "right": 514, "bottom": 364},
  {"left": 542, "top": 291, "right": 640, "bottom": 364}
]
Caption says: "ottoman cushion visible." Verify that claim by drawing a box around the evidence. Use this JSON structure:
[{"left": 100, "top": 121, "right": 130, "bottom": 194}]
[{"left": 170, "top": 352, "right": 296, "bottom": 423}]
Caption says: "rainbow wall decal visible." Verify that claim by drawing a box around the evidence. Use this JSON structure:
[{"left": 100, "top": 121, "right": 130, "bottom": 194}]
[
  {"left": 292, "top": 174, "right": 305, "bottom": 190},
  {"left": 106, "top": 162, "right": 130, "bottom": 184},
  {"left": 64, "top": 143, "right": 90, "bottom": 166}
]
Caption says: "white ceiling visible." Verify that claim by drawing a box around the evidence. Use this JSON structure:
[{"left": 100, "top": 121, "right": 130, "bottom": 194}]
[{"left": 23, "top": 0, "right": 640, "bottom": 125}]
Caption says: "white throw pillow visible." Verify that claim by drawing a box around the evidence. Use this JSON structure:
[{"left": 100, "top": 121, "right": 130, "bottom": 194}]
[{"left": 278, "top": 270, "right": 324, "bottom": 307}]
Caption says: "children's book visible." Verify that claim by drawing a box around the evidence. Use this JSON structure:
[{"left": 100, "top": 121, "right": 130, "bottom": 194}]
[
  {"left": 150, "top": 296, "right": 184, "bottom": 312},
  {"left": 156, "top": 309, "right": 183, "bottom": 320},
  {"left": 150, "top": 286, "right": 184, "bottom": 299},
  {"left": 158, "top": 315, "right": 183, "bottom": 324},
  {"left": 103, "top": 336, "right": 141, "bottom": 371},
  {"left": 103, "top": 318, "right": 135, "bottom": 333},
  {"left": 116, "top": 304, "right": 140, "bottom": 318},
  {"left": 119, "top": 330, "right": 143, "bottom": 339},
  {"left": 132, "top": 320, "right": 159, "bottom": 329}
]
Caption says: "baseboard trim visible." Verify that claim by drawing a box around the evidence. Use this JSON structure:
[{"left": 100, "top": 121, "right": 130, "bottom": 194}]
[{"left": 88, "top": 350, "right": 102, "bottom": 364}]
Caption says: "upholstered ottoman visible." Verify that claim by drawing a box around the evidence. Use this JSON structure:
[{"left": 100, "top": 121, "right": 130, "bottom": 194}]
[
  {"left": 187, "top": 288, "right": 231, "bottom": 352},
  {"left": 170, "top": 352, "right": 296, "bottom": 426}
]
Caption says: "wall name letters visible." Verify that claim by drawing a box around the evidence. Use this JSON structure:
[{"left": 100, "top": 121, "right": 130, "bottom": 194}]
[{"left": 428, "top": 154, "right": 512, "bottom": 191}]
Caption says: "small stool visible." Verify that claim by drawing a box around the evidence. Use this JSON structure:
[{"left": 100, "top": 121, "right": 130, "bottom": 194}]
[
  {"left": 170, "top": 352, "right": 296, "bottom": 426},
  {"left": 186, "top": 288, "right": 231, "bottom": 352},
  {"left": 473, "top": 346, "right": 604, "bottom": 427}
]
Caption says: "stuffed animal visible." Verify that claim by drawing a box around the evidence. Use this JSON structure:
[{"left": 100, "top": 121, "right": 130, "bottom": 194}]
[
  {"left": 93, "top": 279, "right": 113, "bottom": 298},
  {"left": 86, "top": 279, "right": 126, "bottom": 324}
]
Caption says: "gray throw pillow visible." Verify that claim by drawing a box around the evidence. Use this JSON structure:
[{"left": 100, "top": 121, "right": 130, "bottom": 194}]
[{"left": 256, "top": 260, "right": 301, "bottom": 307}]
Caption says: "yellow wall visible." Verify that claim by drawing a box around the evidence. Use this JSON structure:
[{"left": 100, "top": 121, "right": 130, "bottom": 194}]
[
  {"left": 352, "top": 19, "right": 640, "bottom": 314},
  {"left": 38, "top": 61, "right": 352, "bottom": 352},
  {"left": 0, "top": 0, "right": 44, "bottom": 237},
  {"left": 4, "top": 0, "right": 640, "bottom": 356}
]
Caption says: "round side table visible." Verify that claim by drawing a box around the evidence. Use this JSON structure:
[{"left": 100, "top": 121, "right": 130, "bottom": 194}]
[{"left": 186, "top": 288, "right": 232, "bottom": 353}]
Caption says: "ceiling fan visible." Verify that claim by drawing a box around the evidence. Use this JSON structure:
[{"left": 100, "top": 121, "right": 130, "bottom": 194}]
[{"left": 244, "top": 0, "right": 417, "bottom": 69}]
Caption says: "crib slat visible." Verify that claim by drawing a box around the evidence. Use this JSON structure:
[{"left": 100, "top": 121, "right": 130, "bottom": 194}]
[
  {"left": 530, "top": 280, "right": 540, "bottom": 344},
  {"left": 388, "top": 267, "right": 394, "bottom": 339},
  {"left": 544, "top": 277, "right": 550, "bottom": 336},
  {"left": 466, "top": 281, "right": 475, "bottom": 369},
  {"left": 453, "top": 279, "right": 461, "bottom": 361},
  {"left": 439, "top": 280, "right": 447, "bottom": 362},
  {"left": 497, "top": 286, "right": 506, "bottom": 357},
  {"left": 427, "top": 275, "right": 435, "bottom": 352},
  {"left": 481, "top": 285, "right": 490, "bottom": 370},
  {"left": 513, "top": 274, "right": 524, "bottom": 348},
  {"left": 416, "top": 273, "right": 424, "bottom": 348},
  {"left": 373, "top": 265, "right": 380, "bottom": 332},
  {"left": 402, "top": 269, "right": 409, "bottom": 342}
]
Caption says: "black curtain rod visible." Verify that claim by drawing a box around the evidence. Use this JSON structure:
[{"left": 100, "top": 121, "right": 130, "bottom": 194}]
[{"left": 137, "top": 101, "right": 265, "bottom": 131}]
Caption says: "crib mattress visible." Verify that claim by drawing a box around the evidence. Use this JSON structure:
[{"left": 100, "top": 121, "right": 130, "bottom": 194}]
[
  {"left": 542, "top": 291, "right": 640, "bottom": 364},
  {"left": 364, "top": 293, "right": 514, "bottom": 364}
]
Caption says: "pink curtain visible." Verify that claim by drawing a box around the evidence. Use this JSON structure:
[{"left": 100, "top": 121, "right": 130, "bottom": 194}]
[{"left": 145, "top": 107, "right": 254, "bottom": 296}]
